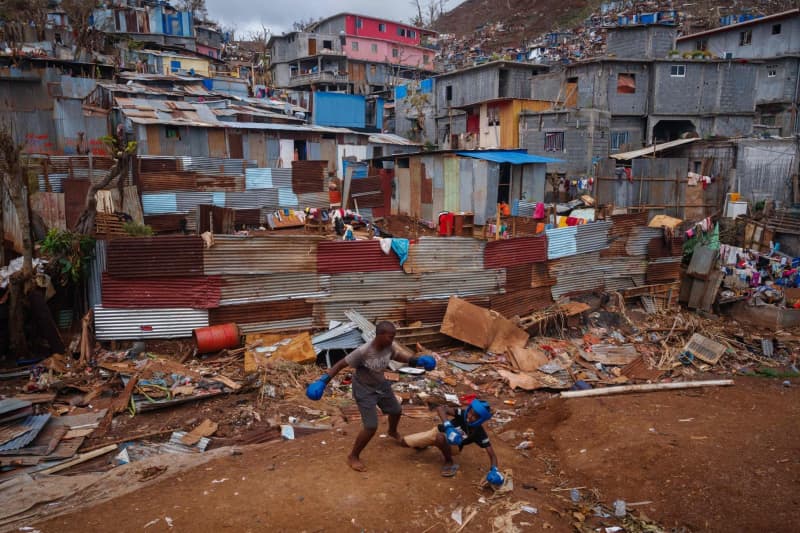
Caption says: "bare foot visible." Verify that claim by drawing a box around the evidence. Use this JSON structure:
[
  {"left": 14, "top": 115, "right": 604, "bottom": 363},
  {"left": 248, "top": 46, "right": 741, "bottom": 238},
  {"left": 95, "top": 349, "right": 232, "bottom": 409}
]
[{"left": 347, "top": 455, "right": 366, "bottom": 472}]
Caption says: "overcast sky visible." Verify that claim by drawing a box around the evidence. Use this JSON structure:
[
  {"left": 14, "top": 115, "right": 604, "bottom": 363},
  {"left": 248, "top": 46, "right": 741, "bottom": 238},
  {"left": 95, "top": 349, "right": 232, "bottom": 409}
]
[{"left": 206, "top": 0, "right": 464, "bottom": 37}]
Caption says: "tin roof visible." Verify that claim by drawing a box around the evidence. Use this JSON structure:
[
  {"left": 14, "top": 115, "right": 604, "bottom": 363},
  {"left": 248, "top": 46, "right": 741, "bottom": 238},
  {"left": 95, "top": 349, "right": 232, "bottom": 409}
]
[
  {"left": 313, "top": 300, "right": 406, "bottom": 326},
  {"left": 94, "top": 306, "right": 209, "bottom": 340},
  {"left": 210, "top": 300, "right": 313, "bottom": 325},
  {"left": 219, "top": 273, "right": 330, "bottom": 305},
  {"left": 549, "top": 252, "right": 604, "bottom": 299},
  {"left": 106, "top": 236, "right": 204, "bottom": 278},
  {"left": 490, "top": 287, "right": 553, "bottom": 318},
  {"left": 456, "top": 150, "right": 562, "bottom": 165},
  {"left": 416, "top": 269, "right": 505, "bottom": 300},
  {"left": 204, "top": 235, "right": 321, "bottom": 275},
  {"left": 484, "top": 236, "right": 547, "bottom": 268},
  {"left": 101, "top": 274, "right": 221, "bottom": 309},
  {"left": 291, "top": 160, "right": 327, "bottom": 194},
  {"left": 317, "top": 240, "right": 402, "bottom": 274},
  {"left": 404, "top": 237, "right": 485, "bottom": 274},
  {"left": 546, "top": 226, "right": 578, "bottom": 259}
]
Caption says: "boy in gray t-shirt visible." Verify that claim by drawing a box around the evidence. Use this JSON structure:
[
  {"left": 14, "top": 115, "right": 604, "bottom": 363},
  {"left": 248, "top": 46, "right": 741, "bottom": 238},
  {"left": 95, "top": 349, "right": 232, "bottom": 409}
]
[{"left": 306, "top": 321, "right": 436, "bottom": 472}]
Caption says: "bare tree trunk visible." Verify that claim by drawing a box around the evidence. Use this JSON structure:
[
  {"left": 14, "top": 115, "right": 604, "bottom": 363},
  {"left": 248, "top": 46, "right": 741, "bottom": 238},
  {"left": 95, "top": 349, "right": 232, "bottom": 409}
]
[
  {"left": 74, "top": 154, "right": 128, "bottom": 235},
  {"left": 7, "top": 162, "right": 33, "bottom": 359}
]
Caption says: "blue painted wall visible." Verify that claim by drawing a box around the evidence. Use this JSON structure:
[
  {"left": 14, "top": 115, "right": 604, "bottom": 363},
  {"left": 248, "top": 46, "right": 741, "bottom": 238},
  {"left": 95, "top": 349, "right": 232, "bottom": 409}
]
[{"left": 313, "top": 92, "right": 366, "bottom": 128}]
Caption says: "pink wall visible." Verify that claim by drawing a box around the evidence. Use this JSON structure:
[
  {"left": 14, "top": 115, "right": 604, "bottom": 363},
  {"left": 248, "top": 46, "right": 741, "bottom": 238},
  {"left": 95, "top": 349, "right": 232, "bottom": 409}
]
[
  {"left": 197, "top": 43, "right": 220, "bottom": 59},
  {"left": 345, "top": 37, "right": 435, "bottom": 70},
  {"left": 344, "top": 14, "right": 434, "bottom": 46}
]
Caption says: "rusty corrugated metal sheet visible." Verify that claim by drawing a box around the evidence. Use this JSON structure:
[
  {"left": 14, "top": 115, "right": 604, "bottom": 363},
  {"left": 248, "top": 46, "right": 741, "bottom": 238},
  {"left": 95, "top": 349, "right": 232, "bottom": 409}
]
[
  {"left": 107, "top": 235, "right": 204, "bottom": 278},
  {"left": 597, "top": 256, "right": 648, "bottom": 291},
  {"left": 602, "top": 212, "right": 649, "bottom": 257},
  {"left": 505, "top": 264, "right": 532, "bottom": 291},
  {"left": 416, "top": 269, "right": 505, "bottom": 300},
  {"left": 484, "top": 236, "right": 547, "bottom": 268},
  {"left": 626, "top": 227, "right": 663, "bottom": 256},
  {"left": 237, "top": 318, "right": 314, "bottom": 334},
  {"left": 291, "top": 160, "right": 327, "bottom": 194},
  {"left": 549, "top": 252, "right": 604, "bottom": 299},
  {"left": 404, "top": 237, "right": 485, "bottom": 274},
  {"left": 324, "top": 272, "right": 420, "bottom": 301},
  {"left": 204, "top": 235, "right": 321, "bottom": 275},
  {"left": 647, "top": 237, "right": 683, "bottom": 259},
  {"left": 405, "top": 296, "right": 490, "bottom": 324},
  {"left": 234, "top": 208, "right": 262, "bottom": 226},
  {"left": 143, "top": 213, "right": 185, "bottom": 233},
  {"left": 63, "top": 178, "right": 91, "bottom": 230},
  {"left": 101, "top": 274, "right": 221, "bottom": 309},
  {"left": 220, "top": 274, "right": 330, "bottom": 305},
  {"left": 530, "top": 263, "right": 556, "bottom": 288},
  {"left": 490, "top": 287, "right": 553, "bottom": 318},
  {"left": 317, "top": 240, "right": 401, "bottom": 274},
  {"left": 210, "top": 300, "right": 313, "bottom": 325},
  {"left": 138, "top": 172, "right": 244, "bottom": 192},
  {"left": 139, "top": 157, "right": 179, "bottom": 173},
  {"left": 30, "top": 192, "right": 66, "bottom": 231},
  {"left": 646, "top": 258, "right": 682, "bottom": 283},
  {"left": 575, "top": 221, "right": 611, "bottom": 254},
  {"left": 349, "top": 176, "right": 384, "bottom": 208},
  {"left": 313, "top": 300, "right": 406, "bottom": 327}
]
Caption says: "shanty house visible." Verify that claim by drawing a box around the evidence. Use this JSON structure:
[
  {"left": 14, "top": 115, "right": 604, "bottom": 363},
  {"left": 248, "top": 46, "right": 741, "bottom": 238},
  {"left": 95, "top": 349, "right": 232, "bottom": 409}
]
[{"left": 386, "top": 149, "right": 560, "bottom": 226}]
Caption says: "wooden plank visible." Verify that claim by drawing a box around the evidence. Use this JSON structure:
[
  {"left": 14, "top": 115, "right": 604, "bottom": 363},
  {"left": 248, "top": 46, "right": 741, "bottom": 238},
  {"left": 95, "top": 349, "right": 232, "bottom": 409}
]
[
  {"left": 181, "top": 419, "right": 218, "bottom": 446},
  {"left": 35, "top": 444, "right": 118, "bottom": 475},
  {"left": 580, "top": 344, "right": 639, "bottom": 366}
]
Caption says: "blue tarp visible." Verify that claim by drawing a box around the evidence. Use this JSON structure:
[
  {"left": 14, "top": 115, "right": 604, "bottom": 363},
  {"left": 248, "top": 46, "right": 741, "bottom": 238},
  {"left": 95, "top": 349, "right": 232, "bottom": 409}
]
[{"left": 455, "top": 150, "right": 562, "bottom": 165}]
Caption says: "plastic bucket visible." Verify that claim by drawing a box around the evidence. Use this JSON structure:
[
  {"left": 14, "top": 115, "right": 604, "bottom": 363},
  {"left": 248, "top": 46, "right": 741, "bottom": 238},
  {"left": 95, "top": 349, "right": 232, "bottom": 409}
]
[{"left": 193, "top": 323, "right": 241, "bottom": 353}]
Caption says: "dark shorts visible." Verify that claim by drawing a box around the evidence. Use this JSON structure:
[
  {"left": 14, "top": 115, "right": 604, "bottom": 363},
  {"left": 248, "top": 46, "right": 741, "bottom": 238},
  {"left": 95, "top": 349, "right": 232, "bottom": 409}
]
[{"left": 352, "top": 378, "right": 402, "bottom": 430}]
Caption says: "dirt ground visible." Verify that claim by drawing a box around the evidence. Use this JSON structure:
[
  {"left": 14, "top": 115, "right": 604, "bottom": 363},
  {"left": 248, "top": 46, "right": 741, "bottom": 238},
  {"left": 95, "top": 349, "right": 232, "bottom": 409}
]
[{"left": 31, "top": 375, "right": 799, "bottom": 532}]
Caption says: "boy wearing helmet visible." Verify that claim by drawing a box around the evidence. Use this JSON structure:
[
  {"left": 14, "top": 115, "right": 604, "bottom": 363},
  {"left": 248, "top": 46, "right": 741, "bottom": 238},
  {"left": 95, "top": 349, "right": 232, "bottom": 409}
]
[{"left": 402, "top": 399, "right": 504, "bottom": 485}]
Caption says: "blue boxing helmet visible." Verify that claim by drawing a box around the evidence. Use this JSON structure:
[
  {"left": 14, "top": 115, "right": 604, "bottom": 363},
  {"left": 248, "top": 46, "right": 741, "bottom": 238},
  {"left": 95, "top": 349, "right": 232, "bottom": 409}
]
[{"left": 464, "top": 399, "right": 492, "bottom": 427}]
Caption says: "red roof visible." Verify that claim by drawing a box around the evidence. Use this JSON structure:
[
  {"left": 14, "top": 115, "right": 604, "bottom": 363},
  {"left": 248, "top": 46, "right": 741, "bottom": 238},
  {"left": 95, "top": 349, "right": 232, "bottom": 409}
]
[
  {"left": 484, "top": 236, "right": 548, "bottom": 269},
  {"left": 317, "top": 240, "right": 402, "bottom": 274},
  {"left": 102, "top": 274, "right": 221, "bottom": 309}
]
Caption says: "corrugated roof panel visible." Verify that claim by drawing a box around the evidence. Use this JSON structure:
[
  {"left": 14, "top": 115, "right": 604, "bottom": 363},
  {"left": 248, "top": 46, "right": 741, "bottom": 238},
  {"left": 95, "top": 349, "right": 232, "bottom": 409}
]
[
  {"left": 546, "top": 226, "right": 578, "bottom": 259},
  {"left": 322, "top": 272, "right": 420, "bottom": 301},
  {"left": 415, "top": 269, "right": 505, "bottom": 300},
  {"left": 38, "top": 173, "right": 67, "bottom": 193},
  {"left": 278, "top": 188, "right": 299, "bottom": 207},
  {"left": 484, "top": 236, "right": 547, "bottom": 268},
  {"left": 176, "top": 191, "right": 214, "bottom": 212},
  {"left": 224, "top": 189, "right": 279, "bottom": 209},
  {"left": 142, "top": 193, "right": 178, "bottom": 215},
  {"left": 144, "top": 213, "right": 185, "bottom": 233},
  {"left": 298, "top": 192, "right": 330, "bottom": 209},
  {"left": 245, "top": 168, "right": 273, "bottom": 189},
  {"left": 404, "top": 237, "right": 485, "bottom": 274},
  {"left": 549, "top": 252, "right": 604, "bottom": 299},
  {"left": 291, "top": 160, "right": 327, "bottom": 194},
  {"left": 455, "top": 150, "right": 562, "bottom": 164},
  {"left": 219, "top": 273, "right": 330, "bottom": 305},
  {"left": 647, "top": 236, "right": 683, "bottom": 258},
  {"left": 575, "top": 221, "right": 611, "bottom": 255},
  {"left": 530, "top": 263, "right": 557, "bottom": 288},
  {"left": 626, "top": 227, "right": 664, "bottom": 256},
  {"left": 313, "top": 326, "right": 363, "bottom": 350},
  {"left": 94, "top": 306, "right": 209, "bottom": 340},
  {"left": 270, "top": 168, "right": 293, "bottom": 188},
  {"left": 317, "top": 240, "right": 402, "bottom": 274},
  {"left": 87, "top": 239, "right": 107, "bottom": 309},
  {"left": 405, "top": 296, "right": 490, "bottom": 324},
  {"left": 178, "top": 156, "right": 252, "bottom": 176},
  {"left": 490, "top": 287, "right": 553, "bottom": 318},
  {"left": 0, "top": 414, "right": 51, "bottom": 452},
  {"left": 238, "top": 318, "right": 314, "bottom": 334},
  {"left": 210, "top": 299, "right": 313, "bottom": 325},
  {"left": 313, "top": 300, "right": 406, "bottom": 326},
  {"left": 234, "top": 208, "right": 262, "bottom": 226},
  {"left": 505, "top": 264, "right": 532, "bottom": 291},
  {"left": 204, "top": 235, "right": 321, "bottom": 275},
  {"left": 646, "top": 258, "right": 682, "bottom": 283},
  {"left": 107, "top": 235, "right": 204, "bottom": 278},
  {"left": 102, "top": 274, "right": 221, "bottom": 309}
]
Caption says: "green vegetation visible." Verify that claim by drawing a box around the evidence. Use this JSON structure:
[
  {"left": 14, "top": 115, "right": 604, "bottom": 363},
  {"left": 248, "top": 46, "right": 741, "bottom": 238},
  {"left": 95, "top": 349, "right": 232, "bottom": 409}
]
[
  {"left": 123, "top": 221, "right": 154, "bottom": 236},
  {"left": 39, "top": 229, "right": 96, "bottom": 284}
]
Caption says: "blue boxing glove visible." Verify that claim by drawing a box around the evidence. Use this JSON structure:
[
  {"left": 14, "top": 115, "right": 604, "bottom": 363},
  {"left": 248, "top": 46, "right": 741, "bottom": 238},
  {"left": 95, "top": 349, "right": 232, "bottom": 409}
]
[
  {"left": 409, "top": 355, "right": 436, "bottom": 371},
  {"left": 305, "top": 374, "right": 330, "bottom": 401},
  {"left": 486, "top": 466, "right": 504, "bottom": 486},
  {"left": 442, "top": 421, "right": 463, "bottom": 446}
]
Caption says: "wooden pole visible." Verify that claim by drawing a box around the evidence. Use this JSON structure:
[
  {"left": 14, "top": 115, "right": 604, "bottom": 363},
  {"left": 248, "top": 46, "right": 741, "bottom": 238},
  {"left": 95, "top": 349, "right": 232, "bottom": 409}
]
[{"left": 560, "top": 379, "right": 734, "bottom": 399}]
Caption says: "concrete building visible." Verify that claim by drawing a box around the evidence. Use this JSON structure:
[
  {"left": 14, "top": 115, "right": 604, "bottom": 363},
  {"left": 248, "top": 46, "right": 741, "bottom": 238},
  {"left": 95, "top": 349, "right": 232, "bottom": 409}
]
[
  {"left": 268, "top": 13, "right": 437, "bottom": 95},
  {"left": 429, "top": 61, "right": 550, "bottom": 149},
  {"left": 677, "top": 9, "right": 800, "bottom": 137},
  {"left": 520, "top": 26, "right": 761, "bottom": 176}
]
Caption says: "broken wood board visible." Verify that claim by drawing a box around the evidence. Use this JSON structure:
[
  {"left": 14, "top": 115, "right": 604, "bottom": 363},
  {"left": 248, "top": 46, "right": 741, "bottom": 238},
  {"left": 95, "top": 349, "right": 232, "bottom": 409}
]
[
  {"left": 181, "top": 419, "right": 218, "bottom": 446},
  {"left": 682, "top": 333, "right": 727, "bottom": 365},
  {"left": 35, "top": 444, "right": 118, "bottom": 476},
  {"left": 496, "top": 369, "right": 570, "bottom": 391},
  {"left": 208, "top": 375, "right": 241, "bottom": 391},
  {"left": 245, "top": 332, "right": 316, "bottom": 372},
  {"left": 507, "top": 346, "right": 549, "bottom": 372},
  {"left": 11, "top": 393, "right": 57, "bottom": 405},
  {"left": 581, "top": 344, "right": 639, "bottom": 366},
  {"left": 441, "top": 296, "right": 528, "bottom": 353}
]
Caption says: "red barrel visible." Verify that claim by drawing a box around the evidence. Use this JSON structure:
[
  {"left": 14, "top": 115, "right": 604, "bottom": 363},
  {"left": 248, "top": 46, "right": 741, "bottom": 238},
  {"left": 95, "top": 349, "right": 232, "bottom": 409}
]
[{"left": 193, "top": 323, "right": 241, "bottom": 353}]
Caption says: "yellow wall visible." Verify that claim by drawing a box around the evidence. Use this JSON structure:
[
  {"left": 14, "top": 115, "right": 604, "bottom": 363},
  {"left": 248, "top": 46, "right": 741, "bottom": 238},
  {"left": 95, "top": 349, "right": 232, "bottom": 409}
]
[
  {"left": 161, "top": 55, "right": 210, "bottom": 77},
  {"left": 498, "top": 100, "right": 554, "bottom": 149}
]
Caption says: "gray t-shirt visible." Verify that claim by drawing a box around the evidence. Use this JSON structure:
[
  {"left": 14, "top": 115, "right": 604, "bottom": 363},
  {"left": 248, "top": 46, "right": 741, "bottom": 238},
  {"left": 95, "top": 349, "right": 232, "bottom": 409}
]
[{"left": 344, "top": 341, "right": 397, "bottom": 387}]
